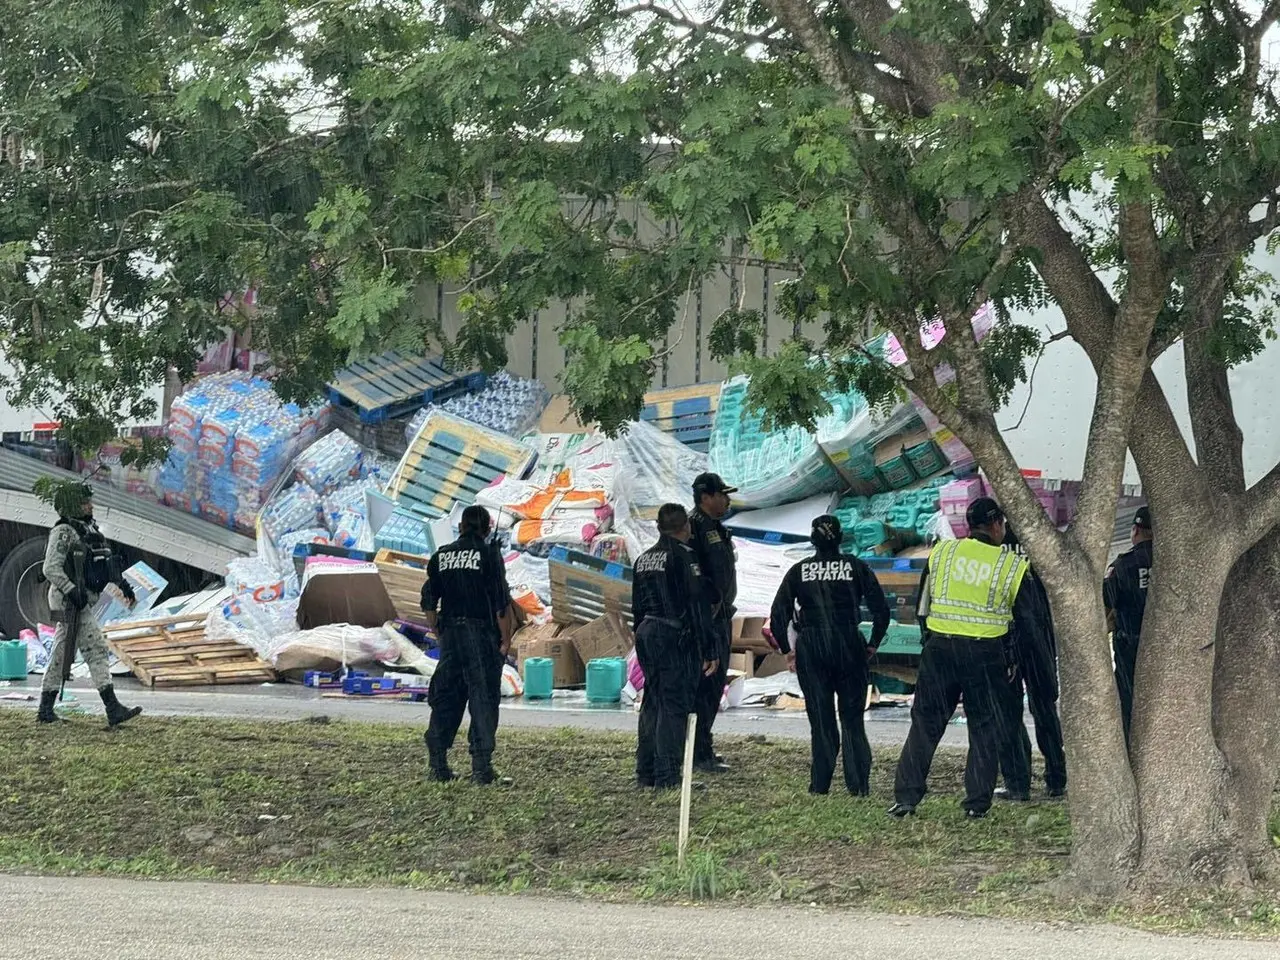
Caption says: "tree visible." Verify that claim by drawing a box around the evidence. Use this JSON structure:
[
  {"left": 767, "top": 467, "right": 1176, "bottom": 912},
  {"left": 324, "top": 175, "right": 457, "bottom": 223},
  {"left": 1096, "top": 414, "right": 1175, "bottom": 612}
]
[
  {"left": 295, "top": 0, "right": 1280, "bottom": 892},
  {"left": 5, "top": 0, "right": 1280, "bottom": 893}
]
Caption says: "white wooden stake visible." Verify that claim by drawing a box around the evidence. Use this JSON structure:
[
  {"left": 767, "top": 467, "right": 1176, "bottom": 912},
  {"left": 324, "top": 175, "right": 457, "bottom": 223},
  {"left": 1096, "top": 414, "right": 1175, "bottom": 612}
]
[{"left": 677, "top": 711, "right": 697, "bottom": 868}]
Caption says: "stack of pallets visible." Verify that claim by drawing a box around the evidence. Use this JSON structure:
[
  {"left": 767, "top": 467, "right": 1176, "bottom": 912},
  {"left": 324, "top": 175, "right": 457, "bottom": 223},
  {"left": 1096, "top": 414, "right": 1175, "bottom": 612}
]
[
  {"left": 327, "top": 351, "right": 486, "bottom": 424},
  {"left": 104, "top": 613, "right": 277, "bottom": 687}
]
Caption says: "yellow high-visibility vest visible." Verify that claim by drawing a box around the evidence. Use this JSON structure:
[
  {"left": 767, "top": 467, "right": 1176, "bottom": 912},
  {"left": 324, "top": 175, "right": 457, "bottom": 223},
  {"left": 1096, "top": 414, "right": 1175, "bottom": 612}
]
[{"left": 924, "top": 538, "right": 1029, "bottom": 639}]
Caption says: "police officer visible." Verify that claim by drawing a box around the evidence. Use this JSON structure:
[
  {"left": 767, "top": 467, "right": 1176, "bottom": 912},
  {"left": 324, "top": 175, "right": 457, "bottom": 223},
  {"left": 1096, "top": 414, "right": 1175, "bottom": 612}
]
[
  {"left": 1104, "top": 505, "right": 1152, "bottom": 747},
  {"left": 632, "top": 503, "right": 719, "bottom": 790},
  {"left": 769, "top": 515, "right": 891, "bottom": 795},
  {"left": 996, "top": 526, "right": 1067, "bottom": 801},
  {"left": 889, "top": 498, "right": 1035, "bottom": 819},
  {"left": 421, "top": 505, "right": 513, "bottom": 785},
  {"left": 37, "top": 482, "right": 142, "bottom": 727},
  {"left": 689, "top": 472, "right": 737, "bottom": 774}
]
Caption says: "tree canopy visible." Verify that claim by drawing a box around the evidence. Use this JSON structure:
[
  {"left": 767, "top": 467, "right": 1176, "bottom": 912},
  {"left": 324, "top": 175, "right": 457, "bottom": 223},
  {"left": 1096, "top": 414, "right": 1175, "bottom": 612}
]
[{"left": 6, "top": 0, "right": 1280, "bottom": 892}]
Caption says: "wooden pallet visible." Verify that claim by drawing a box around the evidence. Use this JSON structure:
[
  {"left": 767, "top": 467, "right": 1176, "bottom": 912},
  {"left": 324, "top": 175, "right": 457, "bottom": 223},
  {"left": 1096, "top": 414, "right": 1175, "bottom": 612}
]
[
  {"left": 104, "top": 614, "right": 276, "bottom": 687},
  {"left": 390, "top": 410, "right": 535, "bottom": 518},
  {"left": 548, "top": 546, "right": 633, "bottom": 626},
  {"left": 327, "top": 350, "right": 485, "bottom": 424},
  {"left": 640, "top": 383, "right": 720, "bottom": 452},
  {"left": 374, "top": 547, "right": 429, "bottom": 622}
]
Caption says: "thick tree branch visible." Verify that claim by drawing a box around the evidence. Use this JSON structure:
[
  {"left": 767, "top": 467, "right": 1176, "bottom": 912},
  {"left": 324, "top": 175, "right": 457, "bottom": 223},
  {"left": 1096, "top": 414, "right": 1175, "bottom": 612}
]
[
  {"left": 615, "top": 1, "right": 784, "bottom": 47},
  {"left": 1244, "top": 462, "right": 1280, "bottom": 543}
]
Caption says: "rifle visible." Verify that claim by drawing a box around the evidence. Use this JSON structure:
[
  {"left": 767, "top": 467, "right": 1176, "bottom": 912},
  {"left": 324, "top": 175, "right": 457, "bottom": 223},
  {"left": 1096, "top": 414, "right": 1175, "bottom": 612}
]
[{"left": 58, "top": 545, "right": 86, "bottom": 703}]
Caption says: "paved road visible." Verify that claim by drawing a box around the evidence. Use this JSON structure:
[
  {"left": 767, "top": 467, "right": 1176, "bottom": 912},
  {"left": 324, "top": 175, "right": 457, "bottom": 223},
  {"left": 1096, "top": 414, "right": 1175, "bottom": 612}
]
[
  {"left": 0, "top": 876, "right": 1273, "bottom": 959},
  {"left": 0, "top": 677, "right": 996, "bottom": 748}
]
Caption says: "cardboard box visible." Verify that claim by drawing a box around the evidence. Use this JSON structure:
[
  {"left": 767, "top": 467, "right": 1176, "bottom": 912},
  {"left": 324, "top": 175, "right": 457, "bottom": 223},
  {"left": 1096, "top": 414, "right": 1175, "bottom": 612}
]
[
  {"left": 538, "top": 394, "right": 594, "bottom": 434},
  {"left": 728, "top": 651, "right": 755, "bottom": 679},
  {"left": 568, "top": 613, "right": 633, "bottom": 665},
  {"left": 297, "top": 567, "right": 397, "bottom": 630},
  {"left": 732, "top": 616, "right": 773, "bottom": 655},
  {"left": 753, "top": 653, "right": 792, "bottom": 679},
  {"left": 515, "top": 622, "right": 584, "bottom": 687}
]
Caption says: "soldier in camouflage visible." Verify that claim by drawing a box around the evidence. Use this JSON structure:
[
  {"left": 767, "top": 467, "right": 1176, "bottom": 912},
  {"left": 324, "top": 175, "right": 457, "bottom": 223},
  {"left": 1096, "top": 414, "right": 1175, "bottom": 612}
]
[{"left": 37, "top": 482, "right": 143, "bottom": 728}]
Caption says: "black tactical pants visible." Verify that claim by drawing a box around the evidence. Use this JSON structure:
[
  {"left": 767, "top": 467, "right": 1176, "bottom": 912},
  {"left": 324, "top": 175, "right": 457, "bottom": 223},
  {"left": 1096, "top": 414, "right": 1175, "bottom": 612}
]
[
  {"left": 999, "top": 630, "right": 1067, "bottom": 795},
  {"left": 426, "top": 618, "right": 503, "bottom": 772},
  {"left": 1114, "top": 633, "right": 1140, "bottom": 748},
  {"left": 893, "top": 633, "right": 1014, "bottom": 815},
  {"left": 795, "top": 628, "right": 872, "bottom": 795},
  {"left": 693, "top": 618, "right": 731, "bottom": 764},
  {"left": 635, "top": 618, "right": 700, "bottom": 788}
]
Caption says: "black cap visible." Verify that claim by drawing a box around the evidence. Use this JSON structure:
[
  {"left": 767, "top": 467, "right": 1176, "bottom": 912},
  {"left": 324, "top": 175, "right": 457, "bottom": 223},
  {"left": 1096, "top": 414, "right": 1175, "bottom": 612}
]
[
  {"left": 693, "top": 472, "right": 737, "bottom": 496},
  {"left": 811, "top": 514, "right": 842, "bottom": 546},
  {"left": 966, "top": 497, "right": 1004, "bottom": 528},
  {"left": 1133, "top": 506, "right": 1152, "bottom": 529}
]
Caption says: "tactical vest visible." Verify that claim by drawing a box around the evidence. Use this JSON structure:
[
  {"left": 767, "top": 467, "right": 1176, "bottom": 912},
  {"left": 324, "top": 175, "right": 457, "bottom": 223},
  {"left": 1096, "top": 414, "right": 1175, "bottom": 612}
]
[
  {"left": 925, "top": 538, "right": 1029, "bottom": 639},
  {"left": 59, "top": 520, "right": 114, "bottom": 593}
]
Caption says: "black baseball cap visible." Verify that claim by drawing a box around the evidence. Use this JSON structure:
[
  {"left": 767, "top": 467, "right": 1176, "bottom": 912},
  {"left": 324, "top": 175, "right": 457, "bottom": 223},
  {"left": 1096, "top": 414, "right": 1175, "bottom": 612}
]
[
  {"left": 811, "top": 514, "right": 842, "bottom": 545},
  {"left": 1133, "top": 506, "right": 1152, "bottom": 529},
  {"left": 692, "top": 472, "right": 737, "bottom": 496},
  {"left": 966, "top": 497, "right": 1004, "bottom": 528}
]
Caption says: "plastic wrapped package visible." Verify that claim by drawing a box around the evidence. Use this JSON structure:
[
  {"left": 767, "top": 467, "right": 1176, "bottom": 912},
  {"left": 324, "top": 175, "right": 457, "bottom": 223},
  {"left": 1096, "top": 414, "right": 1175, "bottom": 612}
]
[
  {"left": 259, "top": 485, "right": 323, "bottom": 542},
  {"left": 500, "top": 663, "right": 525, "bottom": 698},
  {"left": 610, "top": 419, "right": 708, "bottom": 562},
  {"left": 226, "top": 557, "right": 290, "bottom": 603},
  {"left": 406, "top": 371, "right": 549, "bottom": 439},
  {"left": 295, "top": 430, "right": 364, "bottom": 494},
  {"left": 331, "top": 507, "right": 367, "bottom": 549},
  {"left": 509, "top": 505, "right": 613, "bottom": 548}
]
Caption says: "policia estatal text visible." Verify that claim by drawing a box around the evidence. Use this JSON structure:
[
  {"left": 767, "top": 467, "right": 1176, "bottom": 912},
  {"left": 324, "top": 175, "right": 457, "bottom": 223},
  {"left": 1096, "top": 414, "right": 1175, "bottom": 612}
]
[
  {"left": 688, "top": 473, "right": 737, "bottom": 774},
  {"left": 890, "top": 498, "right": 1034, "bottom": 819},
  {"left": 769, "top": 515, "right": 890, "bottom": 795},
  {"left": 37, "top": 483, "right": 142, "bottom": 727},
  {"left": 631, "top": 503, "right": 720, "bottom": 789},
  {"left": 421, "top": 505, "right": 514, "bottom": 785}
]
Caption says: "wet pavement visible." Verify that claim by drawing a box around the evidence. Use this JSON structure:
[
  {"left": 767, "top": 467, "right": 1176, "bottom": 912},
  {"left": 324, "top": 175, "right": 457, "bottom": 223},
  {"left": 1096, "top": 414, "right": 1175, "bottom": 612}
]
[{"left": 0, "top": 674, "right": 1006, "bottom": 749}]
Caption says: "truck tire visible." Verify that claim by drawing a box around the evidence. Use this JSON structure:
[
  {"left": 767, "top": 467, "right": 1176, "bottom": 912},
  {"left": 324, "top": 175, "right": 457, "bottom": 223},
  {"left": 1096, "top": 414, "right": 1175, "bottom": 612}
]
[{"left": 0, "top": 536, "right": 51, "bottom": 637}]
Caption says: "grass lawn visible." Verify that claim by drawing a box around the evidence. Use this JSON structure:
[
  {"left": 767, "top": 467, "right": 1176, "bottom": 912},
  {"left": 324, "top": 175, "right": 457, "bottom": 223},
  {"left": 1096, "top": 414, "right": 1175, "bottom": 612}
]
[{"left": 1, "top": 710, "right": 1277, "bottom": 935}]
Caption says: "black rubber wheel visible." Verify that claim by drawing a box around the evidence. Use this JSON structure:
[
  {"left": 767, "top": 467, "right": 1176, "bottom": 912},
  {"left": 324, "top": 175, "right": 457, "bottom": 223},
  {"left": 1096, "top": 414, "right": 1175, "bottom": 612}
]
[{"left": 0, "top": 536, "right": 51, "bottom": 637}]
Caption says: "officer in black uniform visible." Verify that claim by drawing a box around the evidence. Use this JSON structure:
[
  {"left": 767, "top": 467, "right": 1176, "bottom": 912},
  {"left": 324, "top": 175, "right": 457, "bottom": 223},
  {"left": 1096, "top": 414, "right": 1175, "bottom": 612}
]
[
  {"left": 688, "top": 472, "right": 737, "bottom": 773},
  {"left": 1104, "top": 505, "right": 1152, "bottom": 747},
  {"left": 421, "top": 505, "right": 513, "bottom": 785},
  {"left": 632, "top": 503, "right": 719, "bottom": 790},
  {"left": 768, "top": 515, "right": 891, "bottom": 795},
  {"left": 996, "top": 526, "right": 1068, "bottom": 800}
]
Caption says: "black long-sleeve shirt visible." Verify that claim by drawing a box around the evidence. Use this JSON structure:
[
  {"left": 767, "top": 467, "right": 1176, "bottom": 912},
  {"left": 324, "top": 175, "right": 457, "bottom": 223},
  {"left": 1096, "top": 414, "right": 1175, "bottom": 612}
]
[
  {"left": 421, "top": 533, "right": 511, "bottom": 622},
  {"left": 768, "top": 550, "right": 891, "bottom": 655},
  {"left": 1104, "top": 539, "right": 1152, "bottom": 640},
  {"left": 916, "top": 532, "right": 1036, "bottom": 666},
  {"left": 631, "top": 534, "right": 717, "bottom": 661},
  {"left": 689, "top": 507, "right": 737, "bottom": 620}
]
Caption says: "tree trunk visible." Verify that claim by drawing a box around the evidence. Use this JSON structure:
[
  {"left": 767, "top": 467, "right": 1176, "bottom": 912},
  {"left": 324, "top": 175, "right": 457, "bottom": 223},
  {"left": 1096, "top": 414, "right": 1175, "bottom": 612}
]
[
  {"left": 1041, "top": 565, "right": 1140, "bottom": 891},
  {"left": 1130, "top": 515, "right": 1249, "bottom": 886},
  {"left": 1213, "top": 528, "right": 1280, "bottom": 881}
]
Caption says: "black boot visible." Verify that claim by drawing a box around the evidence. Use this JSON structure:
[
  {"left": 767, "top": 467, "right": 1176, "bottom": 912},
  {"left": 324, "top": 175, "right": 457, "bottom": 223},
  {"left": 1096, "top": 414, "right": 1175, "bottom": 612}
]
[
  {"left": 428, "top": 755, "right": 457, "bottom": 782},
  {"left": 99, "top": 684, "right": 142, "bottom": 728},
  {"left": 36, "top": 690, "right": 65, "bottom": 724},
  {"left": 470, "top": 761, "right": 497, "bottom": 785}
]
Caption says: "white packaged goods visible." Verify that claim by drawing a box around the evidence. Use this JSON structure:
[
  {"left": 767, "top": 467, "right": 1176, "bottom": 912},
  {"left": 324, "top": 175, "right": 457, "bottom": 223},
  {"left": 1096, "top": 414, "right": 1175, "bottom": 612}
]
[
  {"left": 156, "top": 371, "right": 330, "bottom": 534},
  {"left": 611, "top": 420, "right": 708, "bottom": 561},
  {"left": 404, "top": 371, "right": 549, "bottom": 441}
]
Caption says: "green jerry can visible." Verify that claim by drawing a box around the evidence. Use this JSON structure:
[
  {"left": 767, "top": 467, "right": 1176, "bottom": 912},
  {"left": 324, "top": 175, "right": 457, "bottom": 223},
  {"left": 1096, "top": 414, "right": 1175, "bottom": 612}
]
[
  {"left": 0, "top": 639, "right": 28, "bottom": 681},
  {"left": 585, "top": 657, "right": 626, "bottom": 703},
  {"left": 523, "top": 657, "right": 555, "bottom": 700}
]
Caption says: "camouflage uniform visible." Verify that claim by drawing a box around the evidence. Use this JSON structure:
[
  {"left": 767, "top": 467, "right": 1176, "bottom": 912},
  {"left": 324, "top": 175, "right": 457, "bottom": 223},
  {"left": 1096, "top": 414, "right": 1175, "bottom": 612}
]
[{"left": 40, "top": 519, "right": 113, "bottom": 693}]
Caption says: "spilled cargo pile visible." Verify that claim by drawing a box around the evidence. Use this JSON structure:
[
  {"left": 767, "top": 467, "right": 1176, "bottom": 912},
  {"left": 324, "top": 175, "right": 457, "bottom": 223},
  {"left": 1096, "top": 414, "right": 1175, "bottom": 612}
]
[{"left": 11, "top": 322, "right": 1097, "bottom": 717}]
